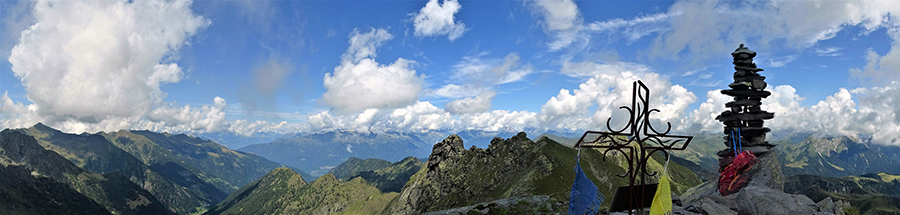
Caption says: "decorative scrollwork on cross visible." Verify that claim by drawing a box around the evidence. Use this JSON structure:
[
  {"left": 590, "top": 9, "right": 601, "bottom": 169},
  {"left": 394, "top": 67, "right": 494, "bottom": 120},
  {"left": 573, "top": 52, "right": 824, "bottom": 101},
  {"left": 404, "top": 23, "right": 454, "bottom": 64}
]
[{"left": 574, "top": 80, "right": 693, "bottom": 214}]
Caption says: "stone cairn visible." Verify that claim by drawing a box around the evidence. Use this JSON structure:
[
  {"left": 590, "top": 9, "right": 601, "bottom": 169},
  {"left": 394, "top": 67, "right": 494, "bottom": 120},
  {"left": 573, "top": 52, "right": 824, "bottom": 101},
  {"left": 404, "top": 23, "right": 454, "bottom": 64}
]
[
  {"left": 715, "top": 44, "right": 775, "bottom": 158},
  {"left": 677, "top": 45, "right": 838, "bottom": 215}
]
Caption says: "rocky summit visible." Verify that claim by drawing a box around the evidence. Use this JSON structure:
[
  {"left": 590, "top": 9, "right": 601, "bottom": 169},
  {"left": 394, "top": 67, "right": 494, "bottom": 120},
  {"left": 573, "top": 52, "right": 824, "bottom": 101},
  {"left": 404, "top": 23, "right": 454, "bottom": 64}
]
[{"left": 384, "top": 132, "right": 701, "bottom": 214}]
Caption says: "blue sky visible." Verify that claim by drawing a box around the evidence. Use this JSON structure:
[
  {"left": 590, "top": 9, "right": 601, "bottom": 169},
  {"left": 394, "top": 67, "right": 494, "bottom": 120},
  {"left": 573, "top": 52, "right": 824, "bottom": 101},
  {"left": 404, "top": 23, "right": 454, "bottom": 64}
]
[{"left": 2, "top": 0, "right": 900, "bottom": 145}]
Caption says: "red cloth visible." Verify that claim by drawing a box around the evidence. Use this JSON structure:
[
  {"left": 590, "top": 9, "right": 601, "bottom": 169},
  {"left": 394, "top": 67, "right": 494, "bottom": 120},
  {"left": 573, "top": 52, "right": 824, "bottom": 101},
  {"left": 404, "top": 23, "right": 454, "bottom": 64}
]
[{"left": 718, "top": 150, "right": 758, "bottom": 196}]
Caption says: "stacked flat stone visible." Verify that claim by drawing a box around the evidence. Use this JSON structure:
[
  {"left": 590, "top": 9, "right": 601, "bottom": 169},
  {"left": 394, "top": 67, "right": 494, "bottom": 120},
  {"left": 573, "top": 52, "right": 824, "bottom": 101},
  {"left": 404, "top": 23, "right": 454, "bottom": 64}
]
[{"left": 715, "top": 44, "right": 775, "bottom": 157}]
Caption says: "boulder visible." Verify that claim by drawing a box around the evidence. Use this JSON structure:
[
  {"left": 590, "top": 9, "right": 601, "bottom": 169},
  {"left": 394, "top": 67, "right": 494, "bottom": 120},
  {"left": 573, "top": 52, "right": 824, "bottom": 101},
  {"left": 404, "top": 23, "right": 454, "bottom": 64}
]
[
  {"left": 683, "top": 183, "right": 818, "bottom": 215},
  {"left": 792, "top": 194, "right": 817, "bottom": 210},
  {"left": 680, "top": 180, "right": 719, "bottom": 206},
  {"left": 690, "top": 197, "right": 737, "bottom": 215},
  {"left": 744, "top": 152, "right": 784, "bottom": 191},
  {"left": 835, "top": 200, "right": 850, "bottom": 215},
  {"left": 726, "top": 185, "right": 814, "bottom": 215},
  {"left": 817, "top": 197, "right": 835, "bottom": 213}
]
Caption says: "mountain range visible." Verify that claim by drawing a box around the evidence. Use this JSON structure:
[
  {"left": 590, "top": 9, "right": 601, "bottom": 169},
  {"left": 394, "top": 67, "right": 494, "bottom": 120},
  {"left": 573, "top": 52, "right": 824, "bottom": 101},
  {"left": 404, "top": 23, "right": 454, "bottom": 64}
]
[
  {"left": 777, "top": 135, "right": 900, "bottom": 177},
  {"left": 239, "top": 130, "right": 443, "bottom": 176},
  {"left": 785, "top": 172, "right": 900, "bottom": 214},
  {"left": 0, "top": 123, "right": 309, "bottom": 215},
  {"left": 0, "top": 129, "right": 172, "bottom": 215},
  {"left": 6, "top": 121, "right": 900, "bottom": 214},
  {"left": 194, "top": 131, "right": 283, "bottom": 150},
  {"left": 210, "top": 132, "right": 702, "bottom": 214},
  {"left": 238, "top": 129, "right": 577, "bottom": 177},
  {"left": 668, "top": 132, "right": 900, "bottom": 180}
]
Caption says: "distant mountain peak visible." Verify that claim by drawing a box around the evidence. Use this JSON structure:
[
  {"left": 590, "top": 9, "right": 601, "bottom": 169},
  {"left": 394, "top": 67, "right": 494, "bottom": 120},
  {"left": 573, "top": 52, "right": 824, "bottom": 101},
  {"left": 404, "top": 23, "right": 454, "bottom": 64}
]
[{"left": 30, "top": 122, "right": 61, "bottom": 134}]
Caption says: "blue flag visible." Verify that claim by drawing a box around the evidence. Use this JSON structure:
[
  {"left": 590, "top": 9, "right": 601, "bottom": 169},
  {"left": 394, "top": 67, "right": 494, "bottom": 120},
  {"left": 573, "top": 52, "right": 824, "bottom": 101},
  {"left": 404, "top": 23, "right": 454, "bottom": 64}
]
[{"left": 569, "top": 158, "right": 605, "bottom": 215}]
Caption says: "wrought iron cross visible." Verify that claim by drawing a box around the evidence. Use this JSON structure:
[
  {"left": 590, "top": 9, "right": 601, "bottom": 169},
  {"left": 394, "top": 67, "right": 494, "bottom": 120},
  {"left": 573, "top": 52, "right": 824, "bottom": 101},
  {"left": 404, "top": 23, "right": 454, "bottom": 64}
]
[{"left": 574, "top": 80, "right": 693, "bottom": 214}]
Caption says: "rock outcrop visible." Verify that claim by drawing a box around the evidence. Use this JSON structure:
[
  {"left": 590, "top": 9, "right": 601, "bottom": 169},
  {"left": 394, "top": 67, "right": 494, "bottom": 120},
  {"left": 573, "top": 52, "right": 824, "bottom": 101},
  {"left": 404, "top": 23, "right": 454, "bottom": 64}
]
[
  {"left": 421, "top": 195, "right": 564, "bottom": 215},
  {"left": 680, "top": 182, "right": 838, "bottom": 215},
  {"left": 384, "top": 133, "right": 550, "bottom": 215}
]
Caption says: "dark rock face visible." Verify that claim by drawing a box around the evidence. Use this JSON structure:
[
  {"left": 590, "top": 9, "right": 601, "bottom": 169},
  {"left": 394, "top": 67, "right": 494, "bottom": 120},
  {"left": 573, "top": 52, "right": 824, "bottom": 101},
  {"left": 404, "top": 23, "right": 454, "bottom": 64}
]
[{"left": 427, "top": 134, "right": 467, "bottom": 173}]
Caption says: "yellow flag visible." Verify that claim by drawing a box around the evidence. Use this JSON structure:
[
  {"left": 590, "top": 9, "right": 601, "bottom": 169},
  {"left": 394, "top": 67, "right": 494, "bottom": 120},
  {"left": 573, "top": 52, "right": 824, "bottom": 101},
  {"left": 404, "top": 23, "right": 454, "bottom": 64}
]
[{"left": 650, "top": 166, "right": 672, "bottom": 215}]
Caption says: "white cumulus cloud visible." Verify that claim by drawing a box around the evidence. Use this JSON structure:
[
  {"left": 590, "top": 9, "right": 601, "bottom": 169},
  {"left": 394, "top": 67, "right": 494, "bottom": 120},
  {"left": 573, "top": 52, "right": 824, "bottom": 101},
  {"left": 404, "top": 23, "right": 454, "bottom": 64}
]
[
  {"left": 411, "top": 0, "right": 466, "bottom": 41},
  {"left": 541, "top": 60, "right": 697, "bottom": 132},
  {"left": 5, "top": 0, "right": 209, "bottom": 133},
  {"left": 144, "top": 97, "right": 228, "bottom": 133},
  {"left": 226, "top": 119, "right": 306, "bottom": 137},
  {"left": 679, "top": 89, "right": 732, "bottom": 134},
  {"left": 851, "top": 47, "right": 900, "bottom": 85},
  {"left": 322, "top": 28, "right": 425, "bottom": 113},
  {"left": 0, "top": 92, "right": 41, "bottom": 129}
]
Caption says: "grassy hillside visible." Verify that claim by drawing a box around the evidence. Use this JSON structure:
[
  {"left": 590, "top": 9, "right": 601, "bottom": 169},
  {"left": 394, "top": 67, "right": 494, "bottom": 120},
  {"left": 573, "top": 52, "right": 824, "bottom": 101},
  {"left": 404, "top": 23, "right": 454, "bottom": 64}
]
[
  {"left": 130, "top": 130, "right": 313, "bottom": 186},
  {"left": 19, "top": 124, "right": 215, "bottom": 214},
  {"left": 16, "top": 123, "right": 312, "bottom": 214},
  {"left": 777, "top": 136, "right": 900, "bottom": 177},
  {"left": 667, "top": 133, "right": 727, "bottom": 180},
  {"left": 348, "top": 156, "right": 424, "bottom": 192},
  {"left": 205, "top": 168, "right": 397, "bottom": 215},
  {"left": 0, "top": 162, "right": 111, "bottom": 215}
]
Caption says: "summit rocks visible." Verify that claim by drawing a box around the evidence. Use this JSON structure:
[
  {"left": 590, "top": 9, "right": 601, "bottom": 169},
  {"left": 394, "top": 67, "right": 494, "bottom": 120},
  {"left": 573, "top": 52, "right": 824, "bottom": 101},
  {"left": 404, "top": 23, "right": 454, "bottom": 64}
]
[{"left": 385, "top": 132, "right": 701, "bottom": 214}]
